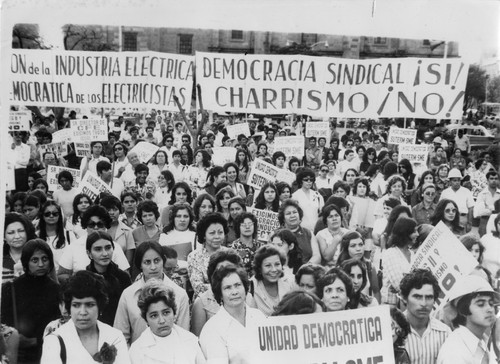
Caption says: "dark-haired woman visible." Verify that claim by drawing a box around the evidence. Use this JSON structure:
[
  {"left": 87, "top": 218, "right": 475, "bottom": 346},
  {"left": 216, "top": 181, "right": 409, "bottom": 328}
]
[
  {"left": 180, "top": 143, "right": 194, "bottom": 166},
  {"left": 159, "top": 203, "right": 196, "bottom": 261},
  {"left": 188, "top": 149, "right": 211, "bottom": 195},
  {"left": 112, "top": 141, "right": 129, "bottom": 178},
  {"left": 225, "top": 162, "right": 246, "bottom": 199},
  {"left": 192, "top": 193, "right": 216, "bottom": 227},
  {"left": 348, "top": 177, "right": 376, "bottom": 232},
  {"left": 269, "top": 229, "right": 303, "bottom": 278},
  {"left": 315, "top": 205, "right": 349, "bottom": 267},
  {"left": 410, "top": 170, "right": 436, "bottom": 207},
  {"left": 148, "top": 150, "right": 169, "bottom": 184},
  {"left": 154, "top": 170, "right": 175, "bottom": 210},
  {"left": 360, "top": 148, "right": 377, "bottom": 175},
  {"left": 253, "top": 182, "right": 280, "bottom": 212},
  {"left": 85, "top": 231, "right": 131, "bottom": 325},
  {"left": 230, "top": 213, "right": 261, "bottom": 277},
  {"left": 292, "top": 168, "right": 324, "bottom": 231},
  {"left": 2, "top": 239, "right": 60, "bottom": 363},
  {"left": 204, "top": 166, "right": 227, "bottom": 196},
  {"left": 65, "top": 193, "right": 92, "bottom": 239},
  {"left": 390, "top": 307, "right": 411, "bottom": 364},
  {"left": 41, "top": 271, "right": 130, "bottom": 364},
  {"left": 398, "top": 158, "right": 417, "bottom": 204},
  {"left": 316, "top": 268, "right": 354, "bottom": 312},
  {"left": 226, "top": 197, "right": 247, "bottom": 244},
  {"left": 430, "top": 199, "right": 464, "bottom": 236},
  {"left": 159, "top": 182, "right": 193, "bottom": 228},
  {"left": 340, "top": 259, "right": 378, "bottom": 308},
  {"left": 235, "top": 148, "right": 250, "bottom": 184},
  {"left": 132, "top": 200, "right": 161, "bottom": 247}
]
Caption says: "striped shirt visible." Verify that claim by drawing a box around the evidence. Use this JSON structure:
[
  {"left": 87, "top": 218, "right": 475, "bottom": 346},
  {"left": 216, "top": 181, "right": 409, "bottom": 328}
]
[{"left": 404, "top": 317, "right": 451, "bottom": 364}]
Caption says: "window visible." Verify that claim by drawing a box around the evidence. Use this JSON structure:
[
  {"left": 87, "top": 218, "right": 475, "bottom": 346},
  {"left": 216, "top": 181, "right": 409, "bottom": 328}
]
[
  {"left": 178, "top": 34, "right": 193, "bottom": 54},
  {"left": 231, "top": 30, "right": 243, "bottom": 40},
  {"left": 374, "top": 37, "right": 387, "bottom": 45},
  {"left": 123, "top": 32, "right": 137, "bottom": 51},
  {"left": 423, "top": 39, "right": 431, "bottom": 46}
]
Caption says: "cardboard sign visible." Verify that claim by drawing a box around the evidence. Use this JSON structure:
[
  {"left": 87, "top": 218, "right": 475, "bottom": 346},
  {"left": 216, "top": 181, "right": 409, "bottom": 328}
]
[
  {"left": 129, "top": 141, "right": 159, "bottom": 164},
  {"left": 77, "top": 171, "right": 113, "bottom": 202},
  {"left": 46, "top": 165, "right": 81, "bottom": 191},
  {"left": 74, "top": 141, "right": 91, "bottom": 158},
  {"left": 9, "top": 111, "right": 31, "bottom": 132},
  {"left": 52, "top": 128, "right": 73, "bottom": 143},
  {"left": 399, "top": 144, "right": 428, "bottom": 164},
  {"left": 197, "top": 52, "right": 468, "bottom": 119},
  {"left": 5, "top": 159, "right": 15, "bottom": 191},
  {"left": 276, "top": 169, "right": 296, "bottom": 186},
  {"left": 273, "top": 136, "right": 305, "bottom": 158},
  {"left": 226, "top": 123, "right": 251, "bottom": 139},
  {"left": 247, "top": 159, "right": 278, "bottom": 189},
  {"left": 39, "top": 141, "right": 68, "bottom": 157},
  {"left": 212, "top": 147, "right": 237, "bottom": 166},
  {"left": 306, "top": 121, "right": 330, "bottom": 143},
  {"left": 71, "top": 118, "right": 108, "bottom": 142},
  {"left": 248, "top": 305, "right": 394, "bottom": 364},
  {"left": 412, "top": 221, "right": 478, "bottom": 308},
  {"left": 252, "top": 208, "right": 281, "bottom": 242},
  {"left": 387, "top": 127, "right": 417, "bottom": 145}
]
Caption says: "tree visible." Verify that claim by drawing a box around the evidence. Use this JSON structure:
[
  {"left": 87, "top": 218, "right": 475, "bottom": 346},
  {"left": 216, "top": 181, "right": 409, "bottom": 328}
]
[
  {"left": 62, "top": 24, "right": 117, "bottom": 51},
  {"left": 464, "top": 64, "right": 488, "bottom": 110},
  {"left": 12, "top": 24, "right": 47, "bottom": 49},
  {"left": 487, "top": 75, "right": 500, "bottom": 103}
]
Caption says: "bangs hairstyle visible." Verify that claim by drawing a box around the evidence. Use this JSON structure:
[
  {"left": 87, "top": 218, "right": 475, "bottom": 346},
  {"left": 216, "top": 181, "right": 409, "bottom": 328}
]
[
  {"left": 211, "top": 264, "right": 249, "bottom": 305},
  {"left": 193, "top": 193, "right": 216, "bottom": 221},
  {"left": 72, "top": 193, "right": 93, "bottom": 224},
  {"left": 352, "top": 178, "right": 370, "bottom": 196},
  {"left": 321, "top": 204, "right": 343, "bottom": 226},
  {"left": 38, "top": 200, "right": 66, "bottom": 249},
  {"left": 81, "top": 205, "right": 112, "bottom": 230},
  {"left": 234, "top": 212, "right": 258, "bottom": 239},
  {"left": 254, "top": 182, "right": 279, "bottom": 212},
  {"left": 4, "top": 212, "right": 37, "bottom": 241},
  {"left": 196, "top": 213, "right": 229, "bottom": 246},
  {"left": 168, "top": 182, "right": 193, "bottom": 205},
  {"left": 316, "top": 267, "right": 354, "bottom": 300},
  {"left": 21, "top": 238, "right": 55, "bottom": 273},
  {"left": 253, "top": 245, "right": 286, "bottom": 281},
  {"left": 63, "top": 270, "right": 109, "bottom": 313},
  {"left": 137, "top": 279, "right": 177, "bottom": 321},
  {"left": 164, "top": 203, "right": 194, "bottom": 233},
  {"left": 136, "top": 200, "right": 160, "bottom": 223}
]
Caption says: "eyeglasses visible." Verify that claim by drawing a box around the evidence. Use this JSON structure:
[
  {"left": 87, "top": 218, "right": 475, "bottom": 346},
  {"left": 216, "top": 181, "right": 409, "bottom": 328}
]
[
  {"left": 321, "top": 169, "right": 328, "bottom": 173},
  {"left": 43, "top": 211, "right": 60, "bottom": 217},
  {"left": 445, "top": 208, "right": 457, "bottom": 214},
  {"left": 114, "top": 147, "right": 123, "bottom": 151},
  {"left": 87, "top": 221, "right": 106, "bottom": 229},
  {"left": 302, "top": 178, "right": 315, "bottom": 182},
  {"left": 240, "top": 222, "right": 254, "bottom": 228},
  {"left": 424, "top": 192, "right": 436, "bottom": 197}
]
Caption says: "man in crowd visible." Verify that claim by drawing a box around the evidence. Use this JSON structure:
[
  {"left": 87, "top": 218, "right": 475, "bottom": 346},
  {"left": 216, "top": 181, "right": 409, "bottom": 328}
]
[
  {"left": 305, "top": 137, "right": 322, "bottom": 170},
  {"left": 123, "top": 163, "right": 156, "bottom": 201},
  {"left": 474, "top": 171, "right": 500, "bottom": 236},
  {"left": 454, "top": 129, "right": 470, "bottom": 153},
  {"left": 96, "top": 160, "right": 124, "bottom": 199},
  {"left": 440, "top": 168, "right": 474, "bottom": 232},
  {"left": 80, "top": 141, "right": 110, "bottom": 178}
]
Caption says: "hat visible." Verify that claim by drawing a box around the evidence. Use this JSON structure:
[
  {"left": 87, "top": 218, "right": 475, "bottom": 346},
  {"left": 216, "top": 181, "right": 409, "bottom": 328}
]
[
  {"left": 421, "top": 183, "right": 436, "bottom": 193},
  {"left": 433, "top": 136, "right": 442, "bottom": 144},
  {"left": 448, "top": 168, "right": 462, "bottom": 179},
  {"left": 446, "top": 275, "right": 500, "bottom": 306}
]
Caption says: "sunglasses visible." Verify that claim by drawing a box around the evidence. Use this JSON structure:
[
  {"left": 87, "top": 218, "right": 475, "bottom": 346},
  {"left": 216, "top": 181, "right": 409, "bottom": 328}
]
[
  {"left": 445, "top": 208, "right": 457, "bottom": 214},
  {"left": 43, "top": 211, "right": 60, "bottom": 217},
  {"left": 321, "top": 169, "right": 328, "bottom": 173},
  {"left": 424, "top": 192, "right": 436, "bottom": 197},
  {"left": 302, "top": 178, "right": 315, "bottom": 182},
  {"left": 87, "top": 221, "right": 106, "bottom": 229}
]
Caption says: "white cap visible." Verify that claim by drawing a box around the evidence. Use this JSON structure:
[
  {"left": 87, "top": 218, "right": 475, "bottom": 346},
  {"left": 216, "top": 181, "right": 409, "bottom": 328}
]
[
  {"left": 448, "top": 168, "right": 462, "bottom": 179},
  {"left": 446, "top": 275, "right": 500, "bottom": 306},
  {"left": 433, "top": 136, "right": 442, "bottom": 144}
]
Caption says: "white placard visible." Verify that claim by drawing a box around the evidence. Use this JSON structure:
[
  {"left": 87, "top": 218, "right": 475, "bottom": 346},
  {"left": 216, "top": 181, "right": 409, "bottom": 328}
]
[
  {"left": 388, "top": 127, "right": 417, "bottom": 145},
  {"left": 252, "top": 207, "right": 280, "bottom": 242},
  {"left": 226, "top": 123, "right": 251, "bottom": 139},
  {"left": 77, "top": 171, "right": 113, "bottom": 202},
  {"left": 247, "top": 159, "right": 278, "bottom": 189},
  {"left": 9, "top": 111, "right": 31, "bottom": 132},
  {"left": 212, "top": 147, "right": 237, "bottom": 166},
  {"left": 273, "top": 136, "right": 305, "bottom": 158},
  {"left": 399, "top": 144, "right": 428, "bottom": 164},
  {"left": 129, "top": 141, "right": 160, "bottom": 164},
  {"left": 46, "top": 165, "right": 81, "bottom": 191},
  {"left": 71, "top": 118, "right": 108, "bottom": 142}
]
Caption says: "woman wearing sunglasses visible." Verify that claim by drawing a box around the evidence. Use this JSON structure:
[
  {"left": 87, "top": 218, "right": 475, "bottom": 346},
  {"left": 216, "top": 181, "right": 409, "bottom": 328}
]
[
  {"left": 430, "top": 199, "right": 464, "bottom": 236},
  {"left": 291, "top": 168, "right": 324, "bottom": 232},
  {"left": 411, "top": 183, "right": 437, "bottom": 225}
]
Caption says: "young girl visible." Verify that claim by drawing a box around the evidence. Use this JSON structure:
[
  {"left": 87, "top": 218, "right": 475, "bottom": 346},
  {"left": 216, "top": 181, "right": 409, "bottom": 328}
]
[
  {"left": 348, "top": 178, "right": 376, "bottom": 236},
  {"left": 65, "top": 193, "right": 92, "bottom": 239},
  {"left": 254, "top": 182, "right": 280, "bottom": 212}
]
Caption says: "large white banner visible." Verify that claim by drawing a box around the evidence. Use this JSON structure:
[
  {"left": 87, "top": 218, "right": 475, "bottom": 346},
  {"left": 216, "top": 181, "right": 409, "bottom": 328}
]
[
  {"left": 71, "top": 118, "right": 108, "bottom": 142},
  {"left": 196, "top": 52, "right": 468, "bottom": 119},
  {"left": 9, "top": 49, "right": 195, "bottom": 111},
  {"left": 248, "top": 305, "right": 394, "bottom": 364},
  {"left": 388, "top": 127, "right": 417, "bottom": 145}
]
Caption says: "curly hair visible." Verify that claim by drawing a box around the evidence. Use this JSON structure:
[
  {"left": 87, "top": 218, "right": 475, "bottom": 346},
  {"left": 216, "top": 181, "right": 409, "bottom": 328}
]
[
  {"left": 196, "top": 213, "right": 228, "bottom": 246},
  {"left": 294, "top": 264, "right": 326, "bottom": 295},
  {"left": 352, "top": 177, "right": 370, "bottom": 196},
  {"left": 168, "top": 182, "right": 193, "bottom": 205},
  {"left": 390, "top": 307, "right": 411, "bottom": 348},
  {"left": 64, "top": 271, "right": 109, "bottom": 314},
  {"left": 81, "top": 205, "right": 112, "bottom": 230},
  {"left": 163, "top": 203, "right": 195, "bottom": 233},
  {"left": 253, "top": 245, "right": 285, "bottom": 281},
  {"left": 399, "top": 268, "right": 440, "bottom": 301},
  {"left": 278, "top": 199, "right": 303, "bottom": 226},
  {"left": 254, "top": 182, "right": 280, "bottom": 212},
  {"left": 316, "top": 267, "right": 354, "bottom": 303},
  {"left": 137, "top": 279, "right": 177, "bottom": 320},
  {"left": 385, "top": 175, "right": 407, "bottom": 195},
  {"left": 234, "top": 212, "right": 258, "bottom": 239},
  {"left": 136, "top": 200, "right": 160, "bottom": 224},
  {"left": 211, "top": 264, "right": 249, "bottom": 305},
  {"left": 194, "top": 149, "right": 212, "bottom": 168}
]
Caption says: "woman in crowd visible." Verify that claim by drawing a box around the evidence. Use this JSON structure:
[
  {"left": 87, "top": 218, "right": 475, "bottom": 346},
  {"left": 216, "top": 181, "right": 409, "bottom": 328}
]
[
  {"left": 460, "top": 234, "right": 485, "bottom": 267},
  {"left": 187, "top": 213, "right": 228, "bottom": 299},
  {"left": 272, "top": 290, "right": 326, "bottom": 316},
  {"left": 112, "top": 141, "right": 129, "bottom": 178},
  {"left": 191, "top": 250, "right": 242, "bottom": 337},
  {"left": 2, "top": 239, "right": 60, "bottom": 363},
  {"left": 66, "top": 194, "right": 92, "bottom": 241},
  {"left": 294, "top": 264, "right": 326, "bottom": 296},
  {"left": 38, "top": 200, "right": 75, "bottom": 271},
  {"left": 215, "top": 186, "right": 235, "bottom": 221},
  {"left": 398, "top": 159, "right": 417, "bottom": 203},
  {"left": 180, "top": 144, "right": 194, "bottom": 166},
  {"left": 434, "top": 164, "right": 450, "bottom": 197},
  {"left": 340, "top": 259, "right": 378, "bottom": 308},
  {"left": 230, "top": 212, "right": 260, "bottom": 276},
  {"left": 224, "top": 162, "right": 246, "bottom": 199},
  {"left": 329, "top": 138, "right": 340, "bottom": 160},
  {"left": 41, "top": 271, "right": 130, "bottom": 364},
  {"left": 374, "top": 175, "right": 408, "bottom": 219},
  {"left": 159, "top": 182, "right": 193, "bottom": 227},
  {"left": 315, "top": 204, "right": 350, "bottom": 267},
  {"left": 430, "top": 145, "right": 448, "bottom": 171},
  {"left": 288, "top": 157, "right": 301, "bottom": 174},
  {"left": 114, "top": 241, "right": 190, "bottom": 344},
  {"left": 148, "top": 150, "right": 169, "bottom": 183},
  {"left": 381, "top": 217, "right": 418, "bottom": 306},
  {"left": 204, "top": 166, "right": 227, "bottom": 196},
  {"left": 253, "top": 182, "right": 280, "bottom": 212},
  {"left": 226, "top": 197, "right": 247, "bottom": 244},
  {"left": 200, "top": 264, "right": 265, "bottom": 363},
  {"left": 11, "top": 191, "right": 27, "bottom": 213},
  {"left": 449, "top": 148, "right": 467, "bottom": 173},
  {"left": 256, "top": 143, "right": 270, "bottom": 158},
  {"left": 269, "top": 229, "right": 303, "bottom": 278},
  {"left": 120, "top": 192, "right": 141, "bottom": 230},
  {"left": 52, "top": 170, "right": 77, "bottom": 218},
  {"left": 430, "top": 199, "right": 464, "bottom": 236},
  {"left": 360, "top": 148, "right": 377, "bottom": 175},
  {"left": 337, "top": 231, "right": 380, "bottom": 302},
  {"left": 480, "top": 214, "right": 500, "bottom": 277},
  {"left": 32, "top": 179, "right": 50, "bottom": 198},
  {"left": 292, "top": 168, "right": 324, "bottom": 231},
  {"left": 85, "top": 231, "right": 131, "bottom": 325},
  {"left": 192, "top": 193, "right": 216, "bottom": 227},
  {"left": 411, "top": 183, "right": 438, "bottom": 225},
  {"left": 248, "top": 245, "right": 294, "bottom": 317},
  {"left": 159, "top": 203, "right": 196, "bottom": 261},
  {"left": 3, "top": 213, "right": 37, "bottom": 284},
  {"left": 132, "top": 200, "right": 161, "bottom": 247},
  {"left": 234, "top": 148, "right": 250, "bottom": 184},
  {"left": 154, "top": 170, "right": 175, "bottom": 210},
  {"left": 129, "top": 280, "right": 204, "bottom": 364},
  {"left": 272, "top": 151, "right": 287, "bottom": 169},
  {"left": 276, "top": 182, "right": 292, "bottom": 203},
  {"left": 348, "top": 177, "right": 376, "bottom": 233},
  {"left": 188, "top": 149, "right": 211, "bottom": 195},
  {"left": 410, "top": 170, "right": 435, "bottom": 206},
  {"left": 390, "top": 307, "right": 411, "bottom": 364},
  {"left": 278, "top": 199, "right": 321, "bottom": 265},
  {"left": 316, "top": 267, "right": 353, "bottom": 312},
  {"left": 99, "top": 195, "right": 135, "bottom": 266},
  {"left": 342, "top": 168, "right": 359, "bottom": 188},
  {"left": 22, "top": 194, "right": 41, "bottom": 230}
]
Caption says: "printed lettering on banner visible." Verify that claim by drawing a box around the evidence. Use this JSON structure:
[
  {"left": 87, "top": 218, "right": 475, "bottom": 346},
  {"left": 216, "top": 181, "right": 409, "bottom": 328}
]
[
  {"left": 388, "top": 127, "right": 417, "bottom": 145},
  {"left": 196, "top": 52, "right": 468, "bottom": 119},
  {"left": 77, "top": 171, "right": 112, "bottom": 202},
  {"left": 399, "top": 144, "right": 428, "bottom": 164},
  {"left": 74, "top": 142, "right": 91, "bottom": 158},
  {"left": 71, "top": 118, "right": 108, "bottom": 142},
  {"left": 273, "top": 136, "right": 305, "bottom": 158},
  {"left": 129, "top": 141, "right": 159, "bottom": 164},
  {"left": 212, "top": 147, "right": 237, "bottom": 166},
  {"left": 9, "top": 111, "right": 31, "bottom": 132},
  {"left": 248, "top": 305, "right": 394, "bottom": 364},
  {"left": 306, "top": 122, "right": 330, "bottom": 144},
  {"left": 247, "top": 159, "right": 278, "bottom": 189},
  {"left": 9, "top": 49, "right": 194, "bottom": 112},
  {"left": 251, "top": 208, "right": 281, "bottom": 242},
  {"left": 226, "top": 123, "right": 251, "bottom": 139},
  {"left": 52, "top": 129, "right": 74, "bottom": 143},
  {"left": 39, "top": 141, "right": 68, "bottom": 157},
  {"left": 46, "top": 166, "right": 81, "bottom": 191},
  {"left": 411, "top": 221, "right": 478, "bottom": 308}
]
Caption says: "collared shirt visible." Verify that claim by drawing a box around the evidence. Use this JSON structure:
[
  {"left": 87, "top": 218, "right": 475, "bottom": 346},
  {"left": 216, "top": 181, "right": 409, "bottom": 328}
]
[
  {"left": 474, "top": 187, "right": 500, "bottom": 218},
  {"left": 440, "top": 187, "right": 474, "bottom": 215},
  {"left": 404, "top": 317, "right": 450, "bottom": 364},
  {"left": 437, "top": 325, "right": 495, "bottom": 364},
  {"left": 412, "top": 202, "right": 437, "bottom": 225}
]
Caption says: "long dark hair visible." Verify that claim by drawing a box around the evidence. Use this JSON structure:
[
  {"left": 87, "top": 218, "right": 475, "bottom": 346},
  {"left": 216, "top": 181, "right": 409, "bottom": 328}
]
[
  {"left": 254, "top": 182, "right": 280, "bottom": 212},
  {"left": 235, "top": 148, "right": 250, "bottom": 171},
  {"left": 38, "top": 200, "right": 67, "bottom": 249},
  {"left": 72, "top": 193, "right": 92, "bottom": 225},
  {"left": 430, "top": 199, "right": 462, "bottom": 232},
  {"left": 269, "top": 229, "right": 303, "bottom": 274},
  {"left": 340, "top": 258, "right": 373, "bottom": 308}
]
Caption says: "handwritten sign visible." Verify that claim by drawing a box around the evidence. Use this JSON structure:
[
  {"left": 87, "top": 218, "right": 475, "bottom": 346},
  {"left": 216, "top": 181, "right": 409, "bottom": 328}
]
[
  {"left": 71, "top": 118, "right": 108, "bottom": 142},
  {"left": 306, "top": 121, "right": 330, "bottom": 143},
  {"left": 46, "top": 166, "right": 81, "bottom": 191},
  {"left": 77, "top": 171, "right": 113, "bottom": 202},
  {"left": 399, "top": 144, "right": 428, "bottom": 164},
  {"left": 388, "top": 127, "right": 417, "bottom": 145},
  {"left": 248, "top": 305, "right": 394, "bottom": 364},
  {"left": 226, "top": 123, "right": 251, "bottom": 139},
  {"left": 273, "top": 136, "right": 305, "bottom": 158},
  {"left": 9, "top": 111, "right": 31, "bottom": 132},
  {"left": 212, "top": 147, "right": 237, "bottom": 166},
  {"left": 129, "top": 141, "right": 159, "bottom": 164},
  {"left": 52, "top": 128, "right": 73, "bottom": 143},
  {"left": 74, "top": 142, "right": 91, "bottom": 158},
  {"left": 39, "top": 141, "right": 68, "bottom": 157},
  {"left": 252, "top": 208, "right": 281, "bottom": 242},
  {"left": 247, "top": 159, "right": 278, "bottom": 189}
]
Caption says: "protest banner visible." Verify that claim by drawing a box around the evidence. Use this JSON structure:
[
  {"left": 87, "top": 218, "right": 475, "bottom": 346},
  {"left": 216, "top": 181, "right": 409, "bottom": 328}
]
[
  {"left": 399, "top": 144, "right": 428, "bottom": 164},
  {"left": 9, "top": 111, "right": 31, "bottom": 132},
  {"left": 247, "top": 159, "right": 278, "bottom": 189},
  {"left": 39, "top": 140, "right": 68, "bottom": 157},
  {"left": 52, "top": 128, "right": 73, "bottom": 143},
  {"left": 46, "top": 165, "right": 81, "bottom": 191},
  {"left": 77, "top": 171, "right": 113, "bottom": 202},
  {"left": 387, "top": 127, "right": 417, "bottom": 145},
  {"left": 74, "top": 141, "right": 91, "bottom": 158},
  {"left": 276, "top": 169, "right": 296, "bottom": 186},
  {"left": 273, "top": 136, "right": 305, "bottom": 159},
  {"left": 9, "top": 49, "right": 194, "bottom": 111},
  {"left": 71, "top": 118, "right": 108, "bottom": 142},
  {"left": 411, "top": 221, "right": 478, "bottom": 307},
  {"left": 129, "top": 141, "right": 159, "bottom": 164},
  {"left": 196, "top": 52, "right": 468, "bottom": 119},
  {"left": 252, "top": 208, "right": 281, "bottom": 242},
  {"left": 306, "top": 121, "right": 330, "bottom": 143},
  {"left": 226, "top": 123, "right": 251, "bottom": 139},
  {"left": 5, "top": 161, "right": 15, "bottom": 191},
  {"left": 248, "top": 305, "right": 394, "bottom": 364},
  {"left": 212, "top": 147, "right": 237, "bottom": 166}
]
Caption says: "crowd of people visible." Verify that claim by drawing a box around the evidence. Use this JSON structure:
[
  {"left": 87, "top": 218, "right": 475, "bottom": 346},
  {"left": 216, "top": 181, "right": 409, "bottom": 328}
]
[{"left": 2, "top": 108, "right": 500, "bottom": 364}]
